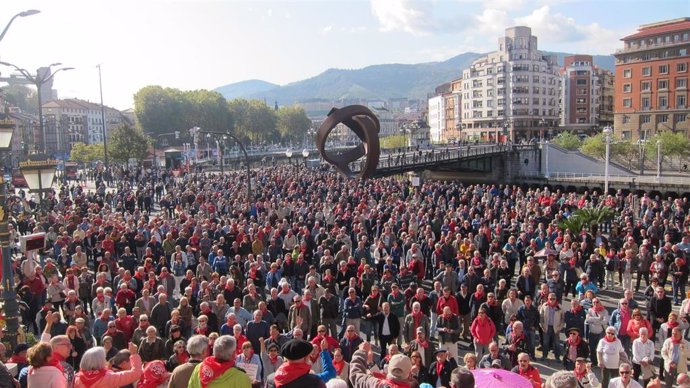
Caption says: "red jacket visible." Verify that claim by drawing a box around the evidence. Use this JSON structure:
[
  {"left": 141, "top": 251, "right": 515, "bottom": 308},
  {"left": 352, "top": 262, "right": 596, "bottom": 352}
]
[
  {"left": 436, "top": 295, "right": 459, "bottom": 315},
  {"left": 470, "top": 316, "right": 496, "bottom": 345},
  {"left": 513, "top": 365, "right": 542, "bottom": 388},
  {"left": 311, "top": 335, "right": 339, "bottom": 351}
]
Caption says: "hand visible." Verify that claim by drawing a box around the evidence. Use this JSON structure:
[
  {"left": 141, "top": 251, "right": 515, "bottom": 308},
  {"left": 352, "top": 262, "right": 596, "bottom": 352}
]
[
  {"left": 259, "top": 337, "right": 264, "bottom": 343},
  {"left": 128, "top": 342, "right": 138, "bottom": 354},
  {"left": 45, "top": 313, "right": 55, "bottom": 325},
  {"left": 586, "top": 362, "right": 592, "bottom": 372},
  {"left": 320, "top": 339, "right": 328, "bottom": 351}
]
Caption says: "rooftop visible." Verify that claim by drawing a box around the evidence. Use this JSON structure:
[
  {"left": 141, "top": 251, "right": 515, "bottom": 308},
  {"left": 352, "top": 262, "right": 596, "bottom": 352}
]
[{"left": 622, "top": 18, "right": 690, "bottom": 41}]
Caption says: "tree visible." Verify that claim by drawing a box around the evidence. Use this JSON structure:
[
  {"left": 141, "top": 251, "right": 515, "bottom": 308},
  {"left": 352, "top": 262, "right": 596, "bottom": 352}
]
[
  {"left": 380, "top": 134, "right": 407, "bottom": 149},
  {"left": 108, "top": 124, "right": 150, "bottom": 164},
  {"left": 646, "top": 131, "right": 690, "bottom": 171},
  {"left": 227, "top": 99, "right": 278, "bottom": 144},
  {"left": 579, "top": 133, "right": 632, "bottom": 160},
  {"left": 276, "top": 105, "right": 311, "bottom": 143},
  {"left": 551, "top": 132, "right": 581, "bottom": 150},
  {"left": 558, "top": 206, "right": 617, "bottom": 233},
  {"left": 133, "top": 86, "right": 190, "bottom": 136},
  {"left": 70, "top": 143, "right": 103, "bottom": 164},
  {"left": 0, "top": 84, "right": 38, "bottom": 115}
]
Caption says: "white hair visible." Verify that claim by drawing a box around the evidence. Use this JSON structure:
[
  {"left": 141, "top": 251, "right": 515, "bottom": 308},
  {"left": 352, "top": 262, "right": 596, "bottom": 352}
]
[
  {"left": 80, "top": 347, "right": 107, "bottom": 371},
  {"left": 213, "top": 335, "right": 237, "bottom": 361}
]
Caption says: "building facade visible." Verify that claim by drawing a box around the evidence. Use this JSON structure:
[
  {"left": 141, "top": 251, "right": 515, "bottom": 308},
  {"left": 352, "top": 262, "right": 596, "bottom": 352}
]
[
  {"left": 613, "top": 18, "right": 690, "bottom": 140},
  {"left": 427, "top": 94, "right": 445, "bottom": 142},
  {"left": 560, "top": 55, "right": 614, "bottom": 134},
  {"left": 461, "top": 26, "right": 561, "bottom": 142}
]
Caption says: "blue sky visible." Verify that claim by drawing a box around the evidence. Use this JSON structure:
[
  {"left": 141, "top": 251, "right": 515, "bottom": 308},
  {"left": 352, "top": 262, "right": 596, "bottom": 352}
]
[{"left": 0, "top": 0, "right": 687, "bottom": 109}]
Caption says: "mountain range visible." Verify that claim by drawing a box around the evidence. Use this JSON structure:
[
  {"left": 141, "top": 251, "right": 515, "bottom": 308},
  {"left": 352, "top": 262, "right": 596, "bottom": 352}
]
[{"left": 215, "top": 52, "right": 616, "bottom": 105}]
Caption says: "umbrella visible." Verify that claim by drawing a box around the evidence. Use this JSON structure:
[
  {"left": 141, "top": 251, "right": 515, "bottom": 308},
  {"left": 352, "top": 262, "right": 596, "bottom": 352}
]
[
  {"left": 471, "top": 368, "right": 533, "bottom": 388},
  {"left": 534, "top": 248, "right": 558, "bottom": 257}
]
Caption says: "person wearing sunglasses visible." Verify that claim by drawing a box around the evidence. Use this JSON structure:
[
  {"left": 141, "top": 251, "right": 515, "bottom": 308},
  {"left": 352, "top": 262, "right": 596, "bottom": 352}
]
[
  {"left": 596, "top": 326, "right": 626, "bottom": 388},
  {"left": 606, "top": 363, "right": 642, "bottom": 388}
]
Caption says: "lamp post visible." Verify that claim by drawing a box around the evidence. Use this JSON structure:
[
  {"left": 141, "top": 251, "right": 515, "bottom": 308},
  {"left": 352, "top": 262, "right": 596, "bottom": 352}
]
[
  {"left": 656, "top": 139, "right": 662, "bottom": 180},
  {"left": 543, "top": 140, "right": 550, "bottom": 179},
  {"left": 603, "top": 126, "right": 613, "bottom": 195},
  {"left": 0, "top": 10, "right": 40, "bottom": 43},
  {"left": 96, "top": 64, "right": 109, "bottom": 180},
  {"left": 19, "top": 153, "right": 58, "bottom": 212},
  {"left": 203, "top": 131, "right": 251, "bottom": 198},
  {"left": 0, "top": 61, "right": 74, "bottom": 154},
  {"left": 285, "top": 149, "right": 293, "bottom": 166},
  {"left": 302, "top": 148, "right": 309, "bottom": 167},
  {"left": 0, "top": 118, "right": 17, "bottom": 348},
  {"left": 637, "top": 139, "right": 647, "bottom": 174}
]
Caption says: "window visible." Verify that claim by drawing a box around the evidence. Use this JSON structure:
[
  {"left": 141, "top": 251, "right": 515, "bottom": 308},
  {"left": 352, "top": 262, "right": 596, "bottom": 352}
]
[
  {"left": 623, "top": 69, "right": 632, "bottom": 78},
  {"left": 678, "top": 95, "right": 687, "bottom": 108},
  {"left": 642, "top": 67, "right": 651, "bottom": 76},
  {"left": 659, "top": 96, "right": 668, "bottom": 108},
  {"left": 641, "top": 115, "right": 651, "bottom": 124},
  {"left": 678, "top": 63, "right": 688, "bottom": 72},
  {"left": 641, "top": 81, "right": 651, "bottom": 91},
  {"left": 677, "top": 78, "right": 687, "bottom": 88},
  {"left": 675, "top": 113, "right": 687, "bottom": 123},
  {"left": 658, "top": 114, "right": 668, "bottom": 123},
  {"left": 623, "top": 84, "right": 632, "bottom": 93},
  {"left": 576, "top": 97, "right": 587, "bottom": 104},
  {"left": 642, "top": 97, "right": 651, "bottom": 109},
  {"left": 659, "top": 64, "right": 669, "bottom": 74},
  {"left": 658, "top": 79, "right": 669, "bottom": 89},
  {"left": 623, "top": 116, "right": 631, "bottom": 124},
  {"left": 623, "top": 98, "right": 632, "bottom": 108},
  {"left": 576, "top": 79, "right": 587, "bottom": 85}
]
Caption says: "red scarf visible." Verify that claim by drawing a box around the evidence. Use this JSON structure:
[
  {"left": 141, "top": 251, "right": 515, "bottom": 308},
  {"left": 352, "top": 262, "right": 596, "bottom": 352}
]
[
  {"left": 571, "top": 305, "right": 582, "bottom": 314},
  {"left": 672, "top": 336, "right": 683, "bottom": 344},
  {"left": 436, "top": 361, "right": 445, "bottom": 377},
  {"left": 412, "top": 311, "right": 423, "bottom": 329},
  {"left": 416, "top": 338, "right": 429, "bottom": 349},
  {"left": 604, "top": 334, "right": 617, "bottom": 343},
  {"left": 76, "top": 368, "right": 107, "bottom": 388},
  {"left": 268, "top": 354, "right": 281, "bottom": 365},
  {"left": 574, "top": 368, "right": 587, "bottom": 380},
  {"left": 593, "top": 303, "right": 605, "bottom": 313},
  {"left": 199, "top": 356, "right": 236, "bottom": 388},
  {"left": 176, "top": 352, "right": 190, "bottom": 364},
  {"left": 9, "top": 355, "right": 28, "bottom": 364},
  {"left": 668, "top": 321, "right": 680, "bottom": 329},
  {"left": 274, "top": 361, "right": 311, "bottom": 387},
  {"left": 511, "top": 331, "right": 525, "bottom": 344},
  {"left": 50, "top": 354, "right": 66, "bottom": 373},
  {"left": 473, "top": 291, "right": 484, "bottom": 300},
  {"left": 547, "top": 300, "right": 559, "bottom": 309},
  {"left": 333, "top": 359, "right": 346, "bottom": 375},
  {"left": 567, "top": 335, "right": 581, "bottom": 347}
]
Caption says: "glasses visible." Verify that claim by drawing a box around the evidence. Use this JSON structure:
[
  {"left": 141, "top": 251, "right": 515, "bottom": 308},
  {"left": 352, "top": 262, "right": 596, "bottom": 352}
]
[
  {"left": 347, "top": 329, "right": 354, "bottom": 332},
  {"left": 621, "top": 302, "right": 628, "bottom": 305},
  {"left": 549, "top": 298, "right": 556, "bottom": 301},
  {"left": 607, "top": 332, "right": 616, "bottom": 335},
  {"left": 619, "top": 371, "right": 631, "bottom": 375},
  {"left": 318, "top": 330, "right": 326, "bottom": 333},
  {"left": 518, "top": 360, "right": 529, "bottom": 363}
]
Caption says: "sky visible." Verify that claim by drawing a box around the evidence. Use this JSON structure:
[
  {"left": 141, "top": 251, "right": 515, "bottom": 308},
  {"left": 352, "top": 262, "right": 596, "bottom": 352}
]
[{"left": 0, "top": 0, "right": 687, "bottom": 110}]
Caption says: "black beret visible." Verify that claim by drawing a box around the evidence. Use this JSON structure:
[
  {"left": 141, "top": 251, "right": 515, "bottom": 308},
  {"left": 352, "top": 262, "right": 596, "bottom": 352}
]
[{"left": 280, "top": 339, "right": 313, "bottom": 361}]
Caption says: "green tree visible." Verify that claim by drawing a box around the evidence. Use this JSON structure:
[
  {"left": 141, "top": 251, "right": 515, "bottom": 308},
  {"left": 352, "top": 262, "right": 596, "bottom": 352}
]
[
  {"left": 551, "top": 132, "right": 581, "bottom": 150},
  {"left": 276, "top": 105, "right": 311, "bottom": 143},
  {"left": 0, "top": 84, "right": 38, "bottom": 115},
  {"left": 380, "top": 134, "right": 407, "bottom": 149},
  {"left": 70, "top": 143, "right": 104, "bottom": 164},
  {"left": 646, "top": 131, "right": 690, "bottom": 171},
  {"left": 228, "top": 99, "right": 278, "bottom": 144},
  {"left": 108, "top": 124, "right": 151, "bottom": 164},
  {"left": 133, "top": 86, "right": 190, "bottom": 137},
  {"left": 579, "top": 134, "right": 632, "bottom": 159}
]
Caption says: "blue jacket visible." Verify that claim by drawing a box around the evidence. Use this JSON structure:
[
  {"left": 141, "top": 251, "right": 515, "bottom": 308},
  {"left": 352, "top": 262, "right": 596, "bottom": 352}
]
[{"left": 343, "top": 297, "right": 363, "bottom": 319}]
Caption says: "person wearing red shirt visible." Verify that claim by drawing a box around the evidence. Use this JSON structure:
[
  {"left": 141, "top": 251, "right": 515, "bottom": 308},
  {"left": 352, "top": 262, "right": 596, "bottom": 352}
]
[
  {"left": 470, "top": 307, "right": 496, "bottom": 360},
  {"left": 115, "top": 308, "right": 136, "bottom": 342},
  {"left": 436, "top": 287, "right": 459, "bottom": 316},
  {"left": 310, "top": 325, "right": 339, "bottom": 352},
  {"left": 511, "top": 353, "right": 542, "bottom": 388}
]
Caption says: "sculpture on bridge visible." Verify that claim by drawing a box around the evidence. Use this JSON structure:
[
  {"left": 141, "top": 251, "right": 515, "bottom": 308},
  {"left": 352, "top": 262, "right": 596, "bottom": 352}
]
[{"left": 316, "top": 105, "right": 381, "bottom": 179}]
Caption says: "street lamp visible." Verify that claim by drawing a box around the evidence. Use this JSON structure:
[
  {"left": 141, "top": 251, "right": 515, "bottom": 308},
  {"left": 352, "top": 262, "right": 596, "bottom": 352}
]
[
  {"left": 603, "top": 126, "right": 613, "bottom": 195},
  {"left": 0, "top": 118, "right": 18, "bottom": 348},
  {"left": 19, "top": 153, "right": 58, "bottom": 210},
  {"left": 302, "top": 148, "right": 309, "bottom": 167},
  {"left": 0, "top": 61, "right": 74, "bottom": 154},
  {"left": 542, "top": 140, "right": 550, "bottom": 179},
  {"left": 203, "top": 131, "right": 251, "bottom": 198},
  {"left": 0, "top": 10, "right": 40, "bottom": 43},
  {"left": 656, "top": 139, "right": 662, "bottom": 180},
  {"left": 637, "top": 139, "right": 647, "bottom": 174}
]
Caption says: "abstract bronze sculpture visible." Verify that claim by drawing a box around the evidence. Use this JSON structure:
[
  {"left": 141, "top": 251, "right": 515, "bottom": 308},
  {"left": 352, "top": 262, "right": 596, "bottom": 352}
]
[{"left": 316, "top": 105, "right": 381, "bottom": 179}]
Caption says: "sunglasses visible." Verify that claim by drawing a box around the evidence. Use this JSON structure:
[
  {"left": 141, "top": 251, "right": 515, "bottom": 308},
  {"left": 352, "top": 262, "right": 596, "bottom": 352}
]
[{"left": 620, "top": 371, "right": 631, "bottom": 375}]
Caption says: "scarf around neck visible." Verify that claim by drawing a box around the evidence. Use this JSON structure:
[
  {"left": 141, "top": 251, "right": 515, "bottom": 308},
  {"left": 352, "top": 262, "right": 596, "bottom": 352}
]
[
  {"left": 76, "top": 368, "right": 107, "bottom": 388},
  {"left": 274, "top": 361, "right": 311, "bottom": 387},
  {"left": 199, "top": 356, "right": 235, "bottom": 388}
]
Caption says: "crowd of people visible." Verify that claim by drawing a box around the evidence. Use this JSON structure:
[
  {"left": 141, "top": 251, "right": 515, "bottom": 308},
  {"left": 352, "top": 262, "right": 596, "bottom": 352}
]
[{"left": 0, "top": 163, "right": 689, "bottom": 388}]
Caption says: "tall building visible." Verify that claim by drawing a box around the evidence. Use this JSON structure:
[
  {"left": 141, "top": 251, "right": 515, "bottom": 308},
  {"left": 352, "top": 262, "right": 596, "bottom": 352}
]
[
  {"left": 42, "top": 98, "right": 130, "bottom": 156},
  {"left": 613, "top": 18, "right": 690, "bottom": 140},
  {"left": 427, "top": 80, "right": 462, "bottom": 143},
  {"left": 461, "top": 26, "right": 561, "bottom": 142},
  {"left": 560, "top": 55, "right": 615, "bottom": 133}
]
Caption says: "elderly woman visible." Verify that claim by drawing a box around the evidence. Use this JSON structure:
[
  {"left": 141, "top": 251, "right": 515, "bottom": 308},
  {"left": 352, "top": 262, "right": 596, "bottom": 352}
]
[
  {"left": 102, "top": 336, "right": 119, "bottom": 360},
  {"left": 235, "top": 340, "right": 262, "bottom": 384},
  {"left": 27, "top": 342, "right": 67, "bottom": 388},
  {"left": 331, "top": 348, "right": 349, "bottom": 381},
  {"left": 75, "top": 343, "right": 142, "bottom": 388}
]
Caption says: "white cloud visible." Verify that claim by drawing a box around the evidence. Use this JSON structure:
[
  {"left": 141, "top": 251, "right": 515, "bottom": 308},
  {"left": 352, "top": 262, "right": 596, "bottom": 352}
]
[
  {"left": 323, "top": 25, "right": 333, "bottom": 34},
  {"left": 514, "top": 6, "right": 622, "bottom": 54},
  {"left": 370, "top": 0, "right": 438, "bottom": 36}
]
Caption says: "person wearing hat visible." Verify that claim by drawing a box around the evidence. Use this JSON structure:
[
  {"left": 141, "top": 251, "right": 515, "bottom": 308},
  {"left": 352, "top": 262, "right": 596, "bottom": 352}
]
[
  {"left": 266, "top": 339, "right": 328, "bottom": 388},
  {"left": 188, "top": 335, "right": 250, "bottom": 388},
  {"left": 407, "top": 326, "right": 436, "bottom": 367},
  {"left": 350, "top": 342, "right": 416, "bottom": 388},
  {"left": 8, "top": 343, "right": 30, "bottom": 374},
  {"left": 260, "top": 338, "right": 283, "bottom": 382},
  {"left": 428, "top": 348, "right": 456, "bottom": 388},
  {"left": 562, "top": 327, "right": 589, "bottom": 371}
]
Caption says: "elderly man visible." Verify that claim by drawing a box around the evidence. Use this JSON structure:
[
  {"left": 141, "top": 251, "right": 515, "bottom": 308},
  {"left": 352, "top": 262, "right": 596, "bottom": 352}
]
[
  {"left": 149, "top": 293, "right": 173, "bottom": 334},
  {"left": 544, "top": 370, "right": 577, "bottom": 388},
  {"left": 188, "top": 335, "right": 251, "bottom": 388},
  {"left": 606, "top": 363, "right": 642, "bottom": 388},
  {"left": 168, "top": 335, "right": 209, "bottom": 388},
  {"left": 511, "top": 353, "right": 542, "bottom": 388},
  {"left": 661, "top": 327, "right": 690, "bottom": 387},
  {"left": 288, "top": 295, "right": 312, "bottom": 337},
  {"left": 246, "top": 310, "right": 270, "bottom": 353},
  {"left": 478, "top": 341, "right": 511, "bottom": 370},
  {"left": 350, "top": 341, "right": 415, "bottom": 388}
]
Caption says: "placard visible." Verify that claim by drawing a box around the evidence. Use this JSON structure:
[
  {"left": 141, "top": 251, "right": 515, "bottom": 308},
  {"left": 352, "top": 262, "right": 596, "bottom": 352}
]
[{"left": 238, "top": 362, "right": 259, "bottom": 381}]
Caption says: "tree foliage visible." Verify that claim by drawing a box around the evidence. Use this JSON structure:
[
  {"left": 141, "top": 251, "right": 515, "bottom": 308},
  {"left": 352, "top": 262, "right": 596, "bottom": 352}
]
[
  {"left": 579, "top": 133, "right": 633, "bottom": 160},
  {"left": 558, "top": 206, "right": 616, "bottom": 233},
  {"left": 108, "top": 124, "right": 151, "bottom": 164},
  {"left": 227, "top": 99, "right": 279, "bottom": 144},
  {"left": 646, "top": 131, "right": 690, "bottom": 159},
  {"left": 551, "top": 132, "right": 581, "bottom": 150},
  {"left": 380, "top": 134, "right": 407, "bottom": 149},
  {"left": 276, "top": 105, "right": 311, "bottom": 144},
  {"left": 0, "top": 84, "right": 38, "bottom": 115},
  {"left": 70, "top": 142, "right": 104, "bottom": 164}
]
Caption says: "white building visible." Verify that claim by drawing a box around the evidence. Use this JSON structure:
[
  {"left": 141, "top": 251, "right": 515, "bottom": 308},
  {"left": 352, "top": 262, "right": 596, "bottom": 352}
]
[
  {"left": 427, "top": 95, "right": 445, "bottom": 142},
  {"left": 461, "top": 26, "right": 561, "bottom": 142}
]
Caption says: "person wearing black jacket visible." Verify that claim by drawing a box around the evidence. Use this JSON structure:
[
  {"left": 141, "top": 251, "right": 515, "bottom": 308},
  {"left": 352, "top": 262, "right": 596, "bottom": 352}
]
[
  {"left": 427, "top": 349, "right": 456, "bottom": 387},
  {"left": 437, "top": 306, "right": 461, "bottom": 363},
  {"left": 318, "top": 287, "right": 340, "bottom": 337},
  {"left": 267, "top": 339, "right": 326, "bottom": 388},
  {"left": 648, "top": 286, "right": 673, "bottom": 339},
  {"left": 372, "top": 302, "right": 400, "bottom": 358},
  {"left": 455, "top": 284, "right": 472, "bottom": 340}
]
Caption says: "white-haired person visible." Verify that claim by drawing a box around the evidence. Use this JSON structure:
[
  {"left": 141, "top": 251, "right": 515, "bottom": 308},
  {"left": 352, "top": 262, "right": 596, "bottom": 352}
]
[
  {"left": 168, "top": 335, "right": 209, "bottom": 388},
  {"left": 74, "top": 342, "right": 141, "bottom": 388},
  {"left": 188, "top": 335, "right": 251, "bottom": 388}
]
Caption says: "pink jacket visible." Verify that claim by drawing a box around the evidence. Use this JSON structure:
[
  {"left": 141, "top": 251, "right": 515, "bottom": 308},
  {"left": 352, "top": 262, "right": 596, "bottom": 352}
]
[
  {"left": 74, "top": 354, "right": 143, "bottom": 388},
  {"left": 27, "top": 365, "right": 67, "bottom": 388}
]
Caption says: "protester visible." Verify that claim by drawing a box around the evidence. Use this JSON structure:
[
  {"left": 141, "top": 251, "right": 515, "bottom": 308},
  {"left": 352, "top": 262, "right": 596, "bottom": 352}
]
[{"left": 74, "top": 343, "right": 142, "bottom": 388}]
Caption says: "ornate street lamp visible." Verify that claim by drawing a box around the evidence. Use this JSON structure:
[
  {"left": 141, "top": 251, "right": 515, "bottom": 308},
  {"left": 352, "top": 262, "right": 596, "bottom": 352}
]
[
  {"left": 0, "top": 118, "right": 18, "bottom": 347},
  {"left": 285, "top": 149, "right": 293, "bottom": 165},
  {"left": 0, "top": 10, "right": 40, "bottom": 43},
  {"left": 19, "top": 153, "right": 58, "bottom": 209},
  {"left": 302, "top": 148, "right": 309, "bottom": 167},
  {"left": 602, "top": 126, "right": 613, "bottom": 195}
]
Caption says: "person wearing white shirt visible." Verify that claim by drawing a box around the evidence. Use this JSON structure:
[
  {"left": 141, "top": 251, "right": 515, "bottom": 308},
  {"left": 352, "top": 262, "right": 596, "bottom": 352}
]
[
  {"left": 597, "top": 326, "right": 626, "bottom": 388},
  {"left": 607, "top": 363, "right": 642, "bottom": 388},
  {"left": 661, "top": 327, "right": 690, "bottom": 388},
  {"left": 572, "top": 357, "right": 599, "bottom": 388},
  {"left": 631, "top": 327, "right": 655, "bottom": 387}
]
